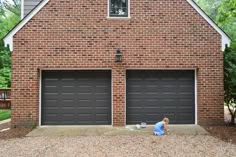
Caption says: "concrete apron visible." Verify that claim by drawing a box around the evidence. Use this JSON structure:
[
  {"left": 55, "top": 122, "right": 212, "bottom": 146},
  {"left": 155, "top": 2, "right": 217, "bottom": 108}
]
[{"left": 27, "top": 125, "right": 209, "bottom": 137}]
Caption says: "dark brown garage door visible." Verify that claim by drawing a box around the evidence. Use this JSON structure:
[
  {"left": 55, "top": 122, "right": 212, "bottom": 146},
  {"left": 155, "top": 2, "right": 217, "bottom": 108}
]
[
  {"left": 126, "top": 70, "right": 195, "bottom": 124},
  {"left": 42, "top": 70, "right": 111, "bottom": 125}
]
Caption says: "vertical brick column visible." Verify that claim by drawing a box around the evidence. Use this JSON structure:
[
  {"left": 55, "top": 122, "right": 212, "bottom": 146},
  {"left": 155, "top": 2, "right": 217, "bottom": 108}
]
[
  {"left": 11, "top": 51, "right": 39, "bottom": 128},
  {"left": 112, "top": 65, "right": 126, "bottom": 126}
]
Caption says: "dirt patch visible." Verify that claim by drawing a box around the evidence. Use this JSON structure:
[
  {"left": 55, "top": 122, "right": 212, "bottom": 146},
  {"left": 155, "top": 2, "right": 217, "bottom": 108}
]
[
  {"left": 203, "top": 125, "right": 236, "bottom": 145},
  {"left": 0, "top": 128, "right": 31, "bottom": 140},
  {"left": 0, "top": 122, "right": 10, "bottom": 131}
]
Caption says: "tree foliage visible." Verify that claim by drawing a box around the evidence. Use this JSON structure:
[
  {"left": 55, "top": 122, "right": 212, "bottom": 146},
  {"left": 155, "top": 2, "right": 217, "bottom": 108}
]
[
  {"left": 0, "top": 0, "right": 20, "bottom": 88},
  {"left": 0, "top": 0, "right": 20, "bottom": 16},
  {"left": 194, "top": 0, "right": 222, "bottom": 21},
  {"left": 0, "top": 0, "right": 20, "bottom": 39},
  {"left": 195, "top": 0, "right": 236, "bottom": 125},
  {"left": 224, "top": 43, "right": 236, "bottom": 125},
  {"left": 195, "top": 0, "right": 236, "bottom": 41},
  {"left": 217, "top": 0, "right": 236, "bottom": 41}
]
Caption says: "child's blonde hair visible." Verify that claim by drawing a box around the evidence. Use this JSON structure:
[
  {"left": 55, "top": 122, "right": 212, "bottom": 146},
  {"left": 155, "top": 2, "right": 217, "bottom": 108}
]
[{"left": 163, "top": 117, "right": 169, "bottom": 124}]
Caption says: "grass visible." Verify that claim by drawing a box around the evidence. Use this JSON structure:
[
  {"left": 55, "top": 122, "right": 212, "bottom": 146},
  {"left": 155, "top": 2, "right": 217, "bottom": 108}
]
[{"left": 0, "top": 110, "right": 11, "bottom": 121}]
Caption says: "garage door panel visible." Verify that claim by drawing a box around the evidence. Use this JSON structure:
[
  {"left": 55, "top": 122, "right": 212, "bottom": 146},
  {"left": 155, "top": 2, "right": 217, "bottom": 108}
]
[
  {"left": 95, "top": 100, "right": 109, "bottom": 107},
  {"left": 179, "top": 86, "right": 194, "bottom": 92},
  {"left": 61, "top": 100, "right": 74, "bottom": 106},
  {"left": 77, "top": 107, "right": 93, "bottom": 114},
  {"left": 127, "top": 85, "right": 142, "bottom": 91},
  {"left": 78, "top": 114, "right": 92, "bottom": 121},
  {"left": 127, "top": 102, "right": 142, "bottom": 108},
  {"left": 145, "top": 93, "right": 176, "bottom": 99},
  {"left": 140, "top": 100, "right": 160, "bottom": 107},
  {"left": 127, "top": 93, "right": 142, "bottom": 99},
  {"left": 95, "top": 122, "right": 110, "bottom": 125},
  {"left": 62, "top": 114, "right": 74, "bottom": 119},
  {"left": 61, "top": 106, "right": 75, "bottom": 110},
  {"left": 58, "top": 108, "right": 75, "bottom": 113},
  {"left": 77, "top": 93, "right": 92, "bottom": 99},
  {"left": 77, "top": 100, "right": 92, "bottom": 107},
  {"left": 61, "top": 79, "right": 75, "bottom": 84},
  {"left": 143, "top": 86, "right": 160, "bottom": 92},
  {"left": 127, "top": 107, "right": 143, "bottom": 113},
  {"left": 42, "top": 70, "right": 111, "bottom": 125},
  {"left": 157, "top": 101, "right": 175, "bottom": 106},
  {"left": 162, "top": 113, "right": 175, "bottom": 120},
  {"left": 144, "top": 108, "right": 162, "bottom": 113},
  {"left": 77, "top": 86, "right": 93, "bottom": 93},
  {"left": 178, "top": 104, "right": 194, "bottom": 109},
  {"left": 43, "top": 86, "right": 58, "bottom": 93},
  {"left": 96, "top": 86, "right": 111, "bottom": 93},
  {"left": 60, "top": 87, "right": 75, "bottom": 93},
  {"left": 95, "top": 93, "right": 110, "bottom": 100},
  {"left": 96, "top": 107, "right": 110, "bottom": 113},
  {"left": 44, "top": 100, "right": 58, "bottom": 106},
  {"left": 126, "top": 70, "right": 195, "bottom": 124},
  {"left": 43, "top": 93, "right": 59, "bottom": 100},
  {"left": 96, "top": 114, "right": 110, "bottom": 121},
  {"left": 43, "top": 110, "right": 59, "bottom": 115},
  {"left": 44, "top": 115, "right": 58, "bottom": 124},
  {"left": 60, "top": 93, "right": 75, "bottom": 100}
]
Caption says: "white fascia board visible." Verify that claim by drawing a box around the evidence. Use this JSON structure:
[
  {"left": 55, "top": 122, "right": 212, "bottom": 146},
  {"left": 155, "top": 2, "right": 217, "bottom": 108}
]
[
  {"left": 4, "top": 0, "right": 231, "bottom": 51},
  {"left": 3, "top": 0, "right": 49, "bottom": 51},
  {"left": 186, "top": 0, "right": 231, "bottom": 51},
  {"left": 21, "top": 0, "right": 24, "bottom": 19}
]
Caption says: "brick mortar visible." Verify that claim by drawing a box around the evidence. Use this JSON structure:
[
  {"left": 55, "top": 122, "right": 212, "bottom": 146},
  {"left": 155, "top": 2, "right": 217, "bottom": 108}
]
[{"left": 11, "top": 0, "right": 223, "bottom": 127}]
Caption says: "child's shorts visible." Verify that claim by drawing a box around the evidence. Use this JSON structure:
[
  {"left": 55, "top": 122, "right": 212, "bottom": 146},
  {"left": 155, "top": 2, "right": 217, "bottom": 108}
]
[{"left": 153, "top": 131, "right": 165, "bottom": 136}]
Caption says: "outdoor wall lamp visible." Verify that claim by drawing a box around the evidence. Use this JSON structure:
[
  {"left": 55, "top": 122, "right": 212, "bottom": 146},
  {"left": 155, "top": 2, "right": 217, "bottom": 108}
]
[{"left": 115, "top": 49, "right": 122, "bottom": 62}]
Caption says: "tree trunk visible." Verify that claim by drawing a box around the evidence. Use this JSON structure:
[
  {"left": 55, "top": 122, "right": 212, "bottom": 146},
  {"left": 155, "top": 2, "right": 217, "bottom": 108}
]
[{"left": 231, "top": 114, "right": 235, "bottom": 125}]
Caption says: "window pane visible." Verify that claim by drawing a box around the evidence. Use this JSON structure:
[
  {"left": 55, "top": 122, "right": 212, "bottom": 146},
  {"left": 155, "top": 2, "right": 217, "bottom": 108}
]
[{"left": 110, "top": 0, "right": 128, "bottom": 16}]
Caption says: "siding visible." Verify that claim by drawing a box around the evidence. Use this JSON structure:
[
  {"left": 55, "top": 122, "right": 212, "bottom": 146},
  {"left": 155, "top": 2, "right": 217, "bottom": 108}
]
[{"left": 24, "top": 0, "right": 41, "bottom": 17}]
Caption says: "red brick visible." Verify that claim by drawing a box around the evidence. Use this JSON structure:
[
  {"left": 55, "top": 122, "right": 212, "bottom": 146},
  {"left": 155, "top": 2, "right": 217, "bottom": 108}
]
[{"left": 11, "top": 0, "right": 223, "bottom": 127}]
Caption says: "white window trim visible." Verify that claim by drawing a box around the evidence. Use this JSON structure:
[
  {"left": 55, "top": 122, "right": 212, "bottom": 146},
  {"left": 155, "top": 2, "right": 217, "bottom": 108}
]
[{"left": 107, "top": 0, "right": 131, "bottom": 19}]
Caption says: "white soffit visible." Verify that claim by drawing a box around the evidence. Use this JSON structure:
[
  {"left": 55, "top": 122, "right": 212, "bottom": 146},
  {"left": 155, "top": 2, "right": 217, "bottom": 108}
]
[
  {"left": 186, "top": 0, "right": 231, "bottom": 51},
  {"left": 3, "top": 0, "right": 49, "bottom": 51},
  {"left": 4, "top": 0, "right": 231, "bottom": 51}
]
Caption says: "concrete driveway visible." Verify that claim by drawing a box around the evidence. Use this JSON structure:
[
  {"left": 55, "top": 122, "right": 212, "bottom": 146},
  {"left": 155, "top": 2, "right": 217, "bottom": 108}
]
[{"left": 27, "top": 125, "right": 208, "bottom": 137}]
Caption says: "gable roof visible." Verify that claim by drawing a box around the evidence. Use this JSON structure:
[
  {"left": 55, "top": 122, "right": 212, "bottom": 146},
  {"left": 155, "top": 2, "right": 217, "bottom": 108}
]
[
  {"left": 3, "top": 0, "right": 49, "bottom": 51},
  {"left": 3, "top": 0, "right": 231, "bottom": 51},
  {"left": 186, "top": 0, "right": 231, "bottom": 51}
]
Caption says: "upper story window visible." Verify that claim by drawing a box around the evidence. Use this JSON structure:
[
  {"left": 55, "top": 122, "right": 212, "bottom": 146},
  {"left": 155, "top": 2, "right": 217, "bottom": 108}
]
[{"left": 109, "top": 0, "right": 129, "bottom": 17}]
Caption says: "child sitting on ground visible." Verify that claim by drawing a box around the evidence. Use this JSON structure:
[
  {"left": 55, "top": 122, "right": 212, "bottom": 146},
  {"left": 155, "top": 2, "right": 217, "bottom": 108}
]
[{"left": 153, "top": 117, "right": 169, "bottom": 136}]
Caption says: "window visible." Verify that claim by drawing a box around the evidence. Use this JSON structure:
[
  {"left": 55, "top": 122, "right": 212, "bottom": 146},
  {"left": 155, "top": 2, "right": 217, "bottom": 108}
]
[{"left": 109, "top": 0, "right": 128, "bottom": 17}]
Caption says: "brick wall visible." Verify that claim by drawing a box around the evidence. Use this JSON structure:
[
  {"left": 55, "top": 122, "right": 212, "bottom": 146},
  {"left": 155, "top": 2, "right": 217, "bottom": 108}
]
[{"left": 12, "top": 0, "right": 223, "bottom": 127}]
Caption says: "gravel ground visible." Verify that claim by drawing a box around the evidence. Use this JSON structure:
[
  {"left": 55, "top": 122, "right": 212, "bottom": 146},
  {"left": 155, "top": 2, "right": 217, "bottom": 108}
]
[{"left": 0, "top": 135, "right": 235, "bottom": 157}]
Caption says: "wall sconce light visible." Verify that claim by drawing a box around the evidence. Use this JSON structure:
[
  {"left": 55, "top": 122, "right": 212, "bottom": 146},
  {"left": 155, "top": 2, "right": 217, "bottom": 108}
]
[{"left": 115, "top": 49, "right": 122, "bottom": 62}]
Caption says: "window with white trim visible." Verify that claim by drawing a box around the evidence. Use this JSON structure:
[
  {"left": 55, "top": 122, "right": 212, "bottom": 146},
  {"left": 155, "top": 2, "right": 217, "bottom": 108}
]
[{"left": 109, "top": 0, "right": 128, "bottom": 17}]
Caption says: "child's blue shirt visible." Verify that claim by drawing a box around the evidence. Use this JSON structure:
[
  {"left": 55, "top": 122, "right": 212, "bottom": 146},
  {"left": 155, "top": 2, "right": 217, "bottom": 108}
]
[{"left": 153, "top": 121, "right": 165, "bottom": 136}]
